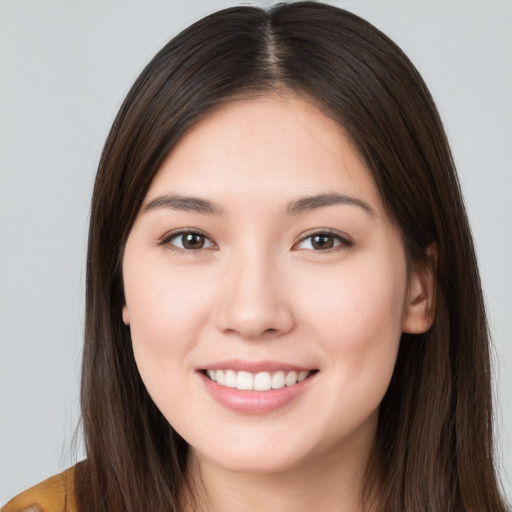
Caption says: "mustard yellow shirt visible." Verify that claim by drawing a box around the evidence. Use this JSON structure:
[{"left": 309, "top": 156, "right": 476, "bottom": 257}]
[{"left": 1, "top": 467, "right": 77, "bottom": 512}]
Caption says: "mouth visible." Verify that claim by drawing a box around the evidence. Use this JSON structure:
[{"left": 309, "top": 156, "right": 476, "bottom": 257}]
[
  {"left": 202, "top": 369, "right": 315, "bottom": 391},
  {"left": 198, "top": 361, "right": 319, "bottom": 413}
]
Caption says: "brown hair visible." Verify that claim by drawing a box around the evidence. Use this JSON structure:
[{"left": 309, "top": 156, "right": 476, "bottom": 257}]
[{"left": 77, "top": 2, "right": 508, "bottom": 511}]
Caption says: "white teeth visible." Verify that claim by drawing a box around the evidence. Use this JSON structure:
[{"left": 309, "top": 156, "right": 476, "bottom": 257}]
[
  {"left": 254, "top": 372, "right": 272, "bottom": 391},
  {"left": 216, "top": 370, "right": 225, "bottom": 385},
  {"left": 206, "top": 369, "right": 311, "bottom": 391},
  {"left": 237, "top": 371, "right": 254, "bottom": 390},
  {"left": 224, "top": 370, "right": 237, "bottom": 388},
  {"left": 285, "top": 371, "right": 298, "bottom": 386},
  {"left": 271, "top": 371, "right": 285, "bottom": 389},
  {"left": 297, "top": 370, "right": 309, "bottom": 382}
]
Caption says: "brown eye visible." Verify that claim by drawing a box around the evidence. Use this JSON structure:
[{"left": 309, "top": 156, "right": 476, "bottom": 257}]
[
  {"left": 166, "top": 231, "right": 215, "bottom": 251},
  {"left": 182, "top": 233, "right": 206, "bottom": 249},
  {"left": 294, "top": 231, "right": 352, "bottom": 252},
  {"left": 311, "top": 235, "right": 335, "bottom": 250}
]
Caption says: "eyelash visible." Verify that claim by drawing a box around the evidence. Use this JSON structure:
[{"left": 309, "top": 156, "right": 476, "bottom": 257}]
[
  {"left": 158, "top": 229, "right": 217, "bottom": 253},
  {"left": 158, "top": 229, "right": 353, "bottom": 253},
  {"left": 293, "top": 229, "right": 353, "bottom": 253}
]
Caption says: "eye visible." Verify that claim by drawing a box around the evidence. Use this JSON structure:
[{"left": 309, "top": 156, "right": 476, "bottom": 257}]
[
  {"left": 294, "top": 231, "right": 352, "bottom": 252},
  {"left": 160, "top": 230, "right": 216, "bottom": 251}
]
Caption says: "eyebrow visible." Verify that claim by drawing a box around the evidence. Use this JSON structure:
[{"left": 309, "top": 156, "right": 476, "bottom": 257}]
[
  {"left": 286, "top": 193, "right": 376, "bottom": 218},
  {"left": 143, "top": 194, "right": 224, "bottom": 215},
  {"left": 142, "top": 192, "right": 375, "bottom": 218}
]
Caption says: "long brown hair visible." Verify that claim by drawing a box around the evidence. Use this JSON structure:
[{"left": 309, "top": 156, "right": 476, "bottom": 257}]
[{"left": 77, "top": 2, "right": 508, "bottom": 511}]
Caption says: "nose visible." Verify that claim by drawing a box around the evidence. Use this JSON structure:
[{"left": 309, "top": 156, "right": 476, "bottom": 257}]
[{"left": 214, "top": 251, "right": 295, "bottom": 340}]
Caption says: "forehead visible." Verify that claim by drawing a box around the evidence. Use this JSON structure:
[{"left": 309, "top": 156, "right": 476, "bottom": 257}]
[{"left": 147, "top": 94, "right": 383, "bottom": 213}]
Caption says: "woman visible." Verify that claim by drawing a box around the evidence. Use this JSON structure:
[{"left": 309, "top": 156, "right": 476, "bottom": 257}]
[{"left": 2, "top": 2, "right": 508, "bottom": 511}]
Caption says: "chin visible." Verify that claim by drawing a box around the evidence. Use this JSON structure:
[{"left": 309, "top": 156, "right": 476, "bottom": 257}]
[{"left": 197, "top": 447, "right": 305, "bottom": 475}]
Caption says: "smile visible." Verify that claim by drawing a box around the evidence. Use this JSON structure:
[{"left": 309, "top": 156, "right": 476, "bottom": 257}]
[
  {"left": 204, "top": 369, "right": 312, "bottom": 391},
  {"left": 199, "top": 365, "right": 318, "bottom": 414}
]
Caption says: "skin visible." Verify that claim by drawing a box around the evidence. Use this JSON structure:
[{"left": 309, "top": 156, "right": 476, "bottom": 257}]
[{"left": 122, "top": 94, "right": 434, "bottom": 512}]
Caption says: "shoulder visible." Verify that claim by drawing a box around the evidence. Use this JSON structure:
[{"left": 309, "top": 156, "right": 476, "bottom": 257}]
[{"left": 1, "top": 466, "right": 77, "bottom": 512}]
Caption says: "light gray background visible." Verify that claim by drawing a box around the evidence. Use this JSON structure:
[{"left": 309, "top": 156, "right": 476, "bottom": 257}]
[{"left": 1, "top": 0, "right": 511, "bottom": 504}]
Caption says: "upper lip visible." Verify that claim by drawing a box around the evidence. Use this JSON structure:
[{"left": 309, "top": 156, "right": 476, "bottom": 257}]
[{"left": 198, "top": 359, "right": 316, "bottom": 373}]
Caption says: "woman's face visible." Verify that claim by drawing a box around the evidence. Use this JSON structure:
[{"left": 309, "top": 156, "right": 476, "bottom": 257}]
[{"left": 122, "top": 95, "right": 432, "bottom": 476}]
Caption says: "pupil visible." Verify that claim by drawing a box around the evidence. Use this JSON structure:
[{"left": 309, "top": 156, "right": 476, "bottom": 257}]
[
  {"left": 312, "top": 235, "right": 333, "bottom": 250},
  {"left": 183, "top": 233, "right": 204, "bottom": 249}
]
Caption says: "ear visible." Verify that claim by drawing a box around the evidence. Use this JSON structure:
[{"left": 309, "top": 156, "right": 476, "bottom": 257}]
[
  {"left": 122, "top": 304, "right": 130, "bottom": 326},
  {"left": 402, "top": 245, "right": 436, "bottom": 334}
]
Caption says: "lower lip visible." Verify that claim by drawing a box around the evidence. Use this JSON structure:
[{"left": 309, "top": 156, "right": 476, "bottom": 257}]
[{"left": 198, "top": 371, "right": 316, "bottom": 414}]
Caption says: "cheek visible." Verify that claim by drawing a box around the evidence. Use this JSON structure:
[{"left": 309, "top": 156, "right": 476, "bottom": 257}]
[
  {"left": 299, "top": 250, "right": 407, "bottom": 377},
  {"left": 124, "top": 263, "right": 215, "bottom": 371},
  {"left": 123, "top": 263, "right": 219, "bottom": 426},
  {"left": 292, "top": 254, "right": 406, "bottom": 441}
]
